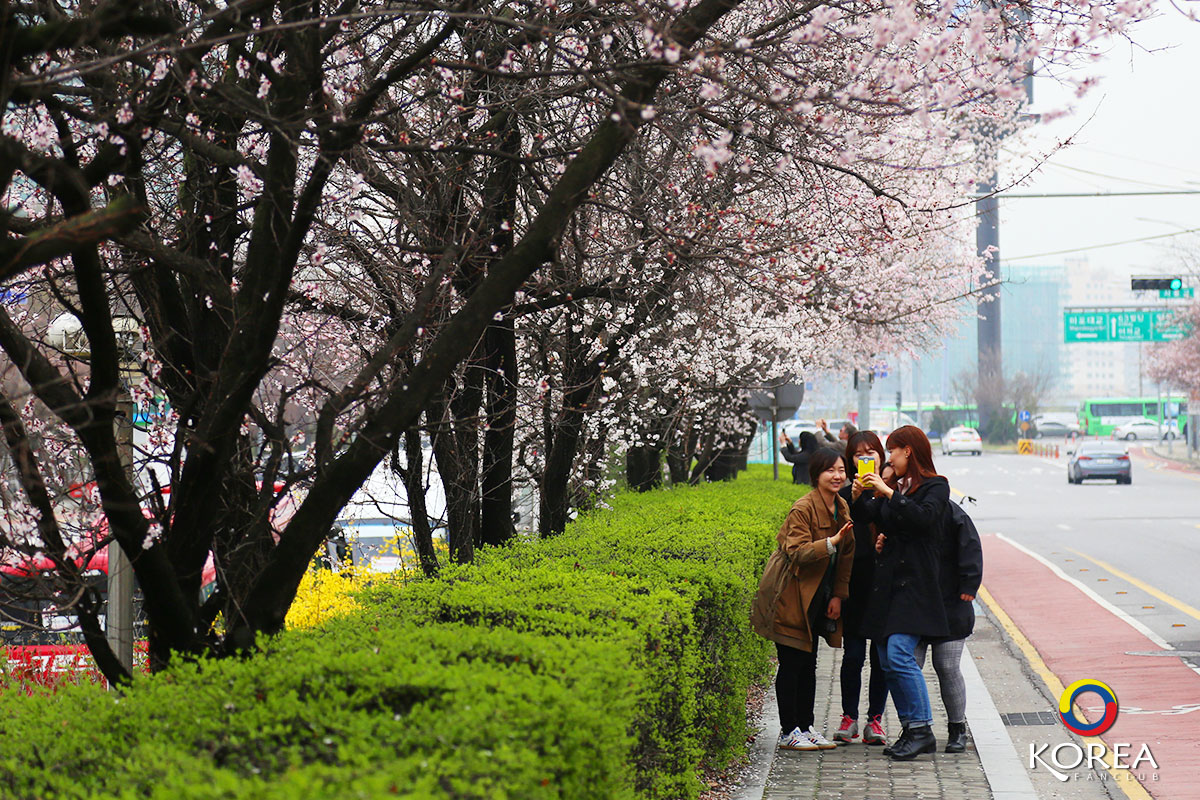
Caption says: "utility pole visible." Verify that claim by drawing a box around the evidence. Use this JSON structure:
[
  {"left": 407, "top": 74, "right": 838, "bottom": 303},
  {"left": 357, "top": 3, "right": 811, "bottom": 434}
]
[
  {"left": 108, "top": 393, "right": 135, "bottom": 674},
  {"left": 976, "top": 156, "right": 1002, "bottom": 436},
  {"left": 771, "top": 397, "right": 779, "bottom": 482},
  {"left": 974, "top": 63, "right": 1032, "bottom": 438},
  {"left": 856, "top": 368, "right": 872, "bottom": 432}
]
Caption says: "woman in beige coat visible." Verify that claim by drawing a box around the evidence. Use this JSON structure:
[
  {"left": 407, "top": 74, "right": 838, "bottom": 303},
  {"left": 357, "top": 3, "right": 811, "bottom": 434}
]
[{"left": 751, "top": 447, "right": 855, "bottom": 751}]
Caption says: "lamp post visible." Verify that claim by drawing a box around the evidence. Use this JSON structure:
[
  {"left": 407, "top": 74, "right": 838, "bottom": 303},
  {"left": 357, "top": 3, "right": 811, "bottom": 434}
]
[{"left": 49, "top": 313, "right": 140, "bottom": 675}]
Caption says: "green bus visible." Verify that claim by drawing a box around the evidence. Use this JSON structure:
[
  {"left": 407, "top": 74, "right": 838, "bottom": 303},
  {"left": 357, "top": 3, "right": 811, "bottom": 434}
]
[{"left": 1077, "top": 396, "right": 1188, "bottom": 436}]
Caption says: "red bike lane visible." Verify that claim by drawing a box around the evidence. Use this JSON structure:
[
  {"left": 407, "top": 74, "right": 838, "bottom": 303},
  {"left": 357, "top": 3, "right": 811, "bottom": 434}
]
[{"left": 981, "top": 533, "right": 1200, "bottom": 799}]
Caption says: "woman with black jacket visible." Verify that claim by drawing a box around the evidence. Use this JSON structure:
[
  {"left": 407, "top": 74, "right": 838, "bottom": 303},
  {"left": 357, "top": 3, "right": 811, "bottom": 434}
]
[
  {"left": 831, "top": 431, "right": 890, "bottom": 746},
  {"left": 853, "top": 425, "right": 949, "bottom": 761},
  {"left": 781, "top": 423, "right": 838, "bottom": 485}
]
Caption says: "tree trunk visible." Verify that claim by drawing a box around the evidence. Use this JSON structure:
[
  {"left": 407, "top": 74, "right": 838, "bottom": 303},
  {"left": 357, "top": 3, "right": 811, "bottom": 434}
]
[
  {"left": 538, "top": 390, "right": 591, "bottom": 537},
  {"left": 480, "top": 318, "right": 517, "bottom": 546},
  {"left": 401, "top": 426, "right": 439, "bottom": 578},
  {"left": 626, "top": 446, "right": 663, "bottom": 492},
  {"left": 428, "top": 376, "right": 480, "bottom": 565}
]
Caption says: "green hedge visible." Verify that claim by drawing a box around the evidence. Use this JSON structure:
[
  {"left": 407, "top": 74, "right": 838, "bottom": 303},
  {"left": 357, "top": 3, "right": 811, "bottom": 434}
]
[{"left": 0, "top": 465, "right": 801, "bottom": 799}]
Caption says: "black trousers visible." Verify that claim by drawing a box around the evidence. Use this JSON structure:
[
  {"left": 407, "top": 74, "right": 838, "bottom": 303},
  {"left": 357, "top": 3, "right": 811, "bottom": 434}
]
[
  {"left": 840, "top": 634, "right": 889, "bottom": 720},
  {"left": 776, "top": 640, "right": 819, "bottom": 733}
]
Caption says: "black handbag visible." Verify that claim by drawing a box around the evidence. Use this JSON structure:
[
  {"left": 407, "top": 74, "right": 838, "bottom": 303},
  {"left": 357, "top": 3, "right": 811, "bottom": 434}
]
[{"left": 808, "top": 548, "right": 839, "bottom": 638}]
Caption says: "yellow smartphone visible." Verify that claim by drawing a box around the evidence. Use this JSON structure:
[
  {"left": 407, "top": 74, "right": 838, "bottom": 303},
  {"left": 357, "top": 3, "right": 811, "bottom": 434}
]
[{"left": 857, "top": 456, "right": 876, "bottom": 477}]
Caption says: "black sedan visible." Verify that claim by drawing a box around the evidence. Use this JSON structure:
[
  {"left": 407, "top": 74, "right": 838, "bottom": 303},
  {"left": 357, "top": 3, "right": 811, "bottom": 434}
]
[{"left": 1067, "top": 442, "right": 1132, "bottom": 484}]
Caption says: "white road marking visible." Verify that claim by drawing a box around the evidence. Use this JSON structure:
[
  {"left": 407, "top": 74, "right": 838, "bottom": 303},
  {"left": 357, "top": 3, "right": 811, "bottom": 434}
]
[{"left": 1056, "top": 524, "right": 1071, "bottom": 530}]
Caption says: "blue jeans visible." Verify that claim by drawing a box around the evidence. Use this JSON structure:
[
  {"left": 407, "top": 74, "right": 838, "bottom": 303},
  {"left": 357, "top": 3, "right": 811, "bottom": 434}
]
[{"left": 877, "top": 633, "right": 933, "bottom": 727}]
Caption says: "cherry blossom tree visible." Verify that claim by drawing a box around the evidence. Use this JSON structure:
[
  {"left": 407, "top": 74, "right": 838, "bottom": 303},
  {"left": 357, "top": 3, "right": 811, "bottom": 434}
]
[{"left": 1146, "top": 303, "right": 1200, "bottom": 396}]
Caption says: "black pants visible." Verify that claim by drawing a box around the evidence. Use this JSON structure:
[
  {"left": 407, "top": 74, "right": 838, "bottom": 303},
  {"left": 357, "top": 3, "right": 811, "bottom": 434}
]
[
  {"left": 840, "top": 634, "right": 889, "bottom": 720},
  {"left": 776, "top": 640, "right": 819, "bottom": 733}
]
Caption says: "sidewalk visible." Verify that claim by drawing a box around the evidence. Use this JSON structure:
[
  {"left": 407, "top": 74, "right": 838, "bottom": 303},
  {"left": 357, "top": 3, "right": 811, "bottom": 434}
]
[
  {"left": 1144, "top": 443, "right": 1200, "bottom": 470},
  {"left": 748, "top": 638, "right": 1035, "bottom": 800}
]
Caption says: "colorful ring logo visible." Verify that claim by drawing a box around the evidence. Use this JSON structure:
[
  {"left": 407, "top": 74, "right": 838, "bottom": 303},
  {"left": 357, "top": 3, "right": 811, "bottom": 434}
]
[{"left": 1059, "top": 679, "right": 1119, "bottom": 736}]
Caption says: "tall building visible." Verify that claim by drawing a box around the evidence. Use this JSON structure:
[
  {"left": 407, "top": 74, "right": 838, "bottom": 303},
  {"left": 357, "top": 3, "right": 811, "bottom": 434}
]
[{"left": 893, "top": 262, "right": 1070, "bottom": 406}]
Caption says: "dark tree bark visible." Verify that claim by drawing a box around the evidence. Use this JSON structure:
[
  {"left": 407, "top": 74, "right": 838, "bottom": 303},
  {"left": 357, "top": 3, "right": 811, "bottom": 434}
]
[
  {"left": 400, "top": 426, "right": 439, "bottom": 579},
  {"left": 428, "top": 374, "right": 481, "bottom": 564},
  {"left": 480, "top": 318, "right": 517, "bottom": 546},
  {"left": 626, "top": 446, "right": 663, "bottom": 492}
]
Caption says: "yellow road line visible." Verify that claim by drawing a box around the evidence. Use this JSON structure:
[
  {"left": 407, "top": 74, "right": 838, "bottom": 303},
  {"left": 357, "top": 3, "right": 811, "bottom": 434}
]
[
  {"left": 1065, "top": 548, "right": 1200, "bottom": 624},
  {"left": 977, "top": 586, "right": 1155, "bottom": 800}
]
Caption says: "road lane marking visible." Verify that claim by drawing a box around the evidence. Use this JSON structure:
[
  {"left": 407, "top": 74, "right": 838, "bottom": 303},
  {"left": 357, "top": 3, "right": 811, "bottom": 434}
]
[
  {"left": 977, "top": 585, "right": 1155, "bottom": 800},
  {"left": 1056, "top": 523, "right": 1071, "bottom": 530},
  {"left": 1065, "top": 547, "right": 1200, "bottom": 625},
  {"left": 995, "top": 534, "right": 1171, "bottom": 648}
]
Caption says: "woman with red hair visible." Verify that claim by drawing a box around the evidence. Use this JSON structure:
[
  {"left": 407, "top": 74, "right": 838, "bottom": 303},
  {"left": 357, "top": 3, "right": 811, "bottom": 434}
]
[{"left": 853, "top": 425, "right": 950, "bottom": 761}]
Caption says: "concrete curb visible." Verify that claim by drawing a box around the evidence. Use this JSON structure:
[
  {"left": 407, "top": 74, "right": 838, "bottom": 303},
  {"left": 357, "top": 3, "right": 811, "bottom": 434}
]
[
  {"left": 731, "top": 680, "right": 778, "bottom": 800},
  {"left": 962, "top": 641, "right": 1039, "bottom": 800}
]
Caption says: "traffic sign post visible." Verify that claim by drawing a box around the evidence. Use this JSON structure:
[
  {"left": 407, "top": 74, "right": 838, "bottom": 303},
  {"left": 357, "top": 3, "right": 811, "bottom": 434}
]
[{"left": 1064, "top": 308, "right": 1189, "bottom": 343}]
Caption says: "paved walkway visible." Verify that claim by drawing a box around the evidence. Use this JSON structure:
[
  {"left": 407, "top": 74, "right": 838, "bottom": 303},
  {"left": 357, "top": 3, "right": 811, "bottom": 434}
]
[
  {"left": 756, "top": 640, "right": 1029, "bottom": 800},
  {"left": 1144, "top": 444, "right": 1200, "bottom": 470}
]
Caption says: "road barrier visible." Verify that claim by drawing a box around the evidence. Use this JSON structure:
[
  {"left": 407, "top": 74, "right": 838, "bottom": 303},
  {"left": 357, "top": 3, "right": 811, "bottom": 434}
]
[{"left": 1020, "top": 440, "right": 1061, "bottom": 458}]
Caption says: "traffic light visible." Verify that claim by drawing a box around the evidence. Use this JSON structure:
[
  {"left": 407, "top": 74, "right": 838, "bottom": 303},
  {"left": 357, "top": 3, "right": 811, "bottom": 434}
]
[{"left": 1131, "top": 276, "right": 1183, "bottom": 291}]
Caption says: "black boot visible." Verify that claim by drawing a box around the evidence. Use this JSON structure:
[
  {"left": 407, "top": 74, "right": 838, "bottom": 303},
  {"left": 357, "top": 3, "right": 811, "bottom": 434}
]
[
  {"left": 882, "top": 727, "right": 908, "bottom": 757},
  {"left": 888, "top": 724, "right": 936, "bottom": 761},
  {"left": 945, "top": 722, "right": 967, "bottom": 753}
]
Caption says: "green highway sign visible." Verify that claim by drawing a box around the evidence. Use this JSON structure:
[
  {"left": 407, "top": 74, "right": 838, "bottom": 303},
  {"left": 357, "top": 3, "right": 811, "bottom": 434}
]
[
  {"left": 1064, "top": 309, "right": 1190, "bottom": 343},
  {"left": 1160, "top": 287, "right": 1194, "bottom": 299}
]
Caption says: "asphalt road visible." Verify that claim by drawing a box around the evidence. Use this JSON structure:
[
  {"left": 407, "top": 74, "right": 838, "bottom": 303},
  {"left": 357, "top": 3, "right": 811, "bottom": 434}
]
[
  {"left": 938, "top": 448, "right": 1200, "bottom": 799},
  {"left": 938, "top": 449, "right": 1200, "bottom": 654}
]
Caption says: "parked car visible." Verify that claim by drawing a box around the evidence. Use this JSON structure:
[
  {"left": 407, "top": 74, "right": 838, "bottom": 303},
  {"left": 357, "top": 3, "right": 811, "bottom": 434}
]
[
  {"left": 1033, "top": 419, "right": 1080, "bottom": 439},
  {"left": 779, "top": 420, "right": 817, "bottom": 440},
  {"left": 1111, "top": 417, "right": 1177, "bottom": 441},
  {"left": 1067, "top": 441, "right": 1131, "bottom": 484},
  {"left": 940, "top": 426, "right": 982, "bottom": 456}
]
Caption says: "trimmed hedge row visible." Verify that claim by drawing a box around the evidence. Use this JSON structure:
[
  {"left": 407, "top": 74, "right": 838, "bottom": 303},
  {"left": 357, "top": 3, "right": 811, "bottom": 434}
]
[{"left": 0, "top": 466, "right": 800, "bottom": 799}]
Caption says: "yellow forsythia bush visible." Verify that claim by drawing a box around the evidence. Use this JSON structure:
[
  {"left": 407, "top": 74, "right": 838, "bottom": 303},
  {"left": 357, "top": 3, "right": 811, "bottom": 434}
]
[
  {"left": 285, "top": 566, "right": 369, "bottom": 630},
  {"left": 285, "top": 530, "right": 449, "bottom": 629}
]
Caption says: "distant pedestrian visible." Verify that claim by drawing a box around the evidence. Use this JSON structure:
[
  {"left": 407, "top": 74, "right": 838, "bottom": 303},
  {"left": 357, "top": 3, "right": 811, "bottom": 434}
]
[
  {"left": 853, "top": 425, "right": 949, "bottom": 761},
  {"left": 915, "top": 499, "right": 983, "bottom": 753},
  {"left": 839, "top": 422, "right": 858, "bottom": 442},
  {"left": 831, "top": 430, "right": 890, "bottom": 746},
  {"left": 780, "top": 429, "right": 826, "bottom": 485},
  {"left": 751, "top": 448, "right": 856, "bottom": 752}
]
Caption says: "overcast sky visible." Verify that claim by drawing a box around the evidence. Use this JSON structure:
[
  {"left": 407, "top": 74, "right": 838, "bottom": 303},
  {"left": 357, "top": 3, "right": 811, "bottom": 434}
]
[{"left": 998, "top": 6, "right": 1200, "bottom": 279}]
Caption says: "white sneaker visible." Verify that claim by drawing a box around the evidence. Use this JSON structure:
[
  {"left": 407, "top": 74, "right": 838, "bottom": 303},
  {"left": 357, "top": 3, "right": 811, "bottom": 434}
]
[
  {"left": 806, "top": 727, "right": 838, "bottom": 750},
  {"left": 779, "top": 726, "right": 819, "bottom": 751}
]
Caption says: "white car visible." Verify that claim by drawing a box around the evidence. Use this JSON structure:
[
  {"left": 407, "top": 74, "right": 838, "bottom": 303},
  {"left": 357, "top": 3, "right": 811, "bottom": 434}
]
[
  {"left": 1112, "top": 417, "right": 1177, "bottom": 441},
  {"left": 941, "top": 426, "right": 982, "bottom": 456}
]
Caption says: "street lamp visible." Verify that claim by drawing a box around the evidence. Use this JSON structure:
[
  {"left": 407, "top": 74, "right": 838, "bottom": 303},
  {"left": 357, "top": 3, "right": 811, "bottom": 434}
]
[{"left": 48, "top": 312, "right": 140, "bottom": 675}]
